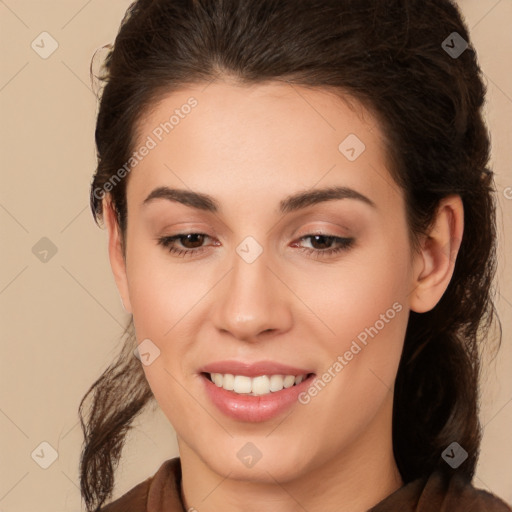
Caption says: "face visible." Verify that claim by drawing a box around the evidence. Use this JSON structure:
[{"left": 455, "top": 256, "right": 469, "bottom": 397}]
[{"left": 105, "top": 81, "right": 443, "bottom": 483}]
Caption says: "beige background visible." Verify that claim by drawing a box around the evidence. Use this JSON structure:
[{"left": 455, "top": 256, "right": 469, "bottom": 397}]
[{"left": 0, "top": 1, "right": 511, "bottom": 510}]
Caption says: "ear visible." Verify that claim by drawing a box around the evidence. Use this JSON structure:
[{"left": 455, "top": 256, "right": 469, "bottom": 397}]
[
  {"left": 102, "top": 196, "right": 133, "bottom": 314},
  {"left": 409, "top": 195, "right": 464, "bottom": 313}
]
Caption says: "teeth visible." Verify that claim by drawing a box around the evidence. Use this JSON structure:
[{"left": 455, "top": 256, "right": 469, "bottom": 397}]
[{"left": 208, "top": 373, "right": 309, "bottom": 396}]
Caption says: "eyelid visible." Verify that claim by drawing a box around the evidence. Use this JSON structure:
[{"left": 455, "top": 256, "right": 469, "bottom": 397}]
[
  {"left": 293, "top": 223, "right": 353, "bottom": 239},
  {"left": 157, "top": 218, "right": 355, "bottom": 245}
]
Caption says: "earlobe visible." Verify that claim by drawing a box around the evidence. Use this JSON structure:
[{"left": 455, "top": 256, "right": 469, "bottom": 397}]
[
  {"left": 409, "top": 195, "right": 464, "bottom": 313},
  {"left": 103, "top": 197, "right": 133, "bottom": 314}
]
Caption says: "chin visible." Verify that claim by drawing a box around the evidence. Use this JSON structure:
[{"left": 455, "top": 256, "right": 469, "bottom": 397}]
[{"left": 197, "top": 437, "right": 313, "bottom": 484}]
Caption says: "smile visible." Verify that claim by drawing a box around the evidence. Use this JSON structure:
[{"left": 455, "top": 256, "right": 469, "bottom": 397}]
[{"left": 205, "top": 372, "right": 312, "bottom": 396}]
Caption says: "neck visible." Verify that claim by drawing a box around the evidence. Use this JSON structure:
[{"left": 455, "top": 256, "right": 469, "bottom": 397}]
[{"left": 178, "top": 392, "right": 403, "bottom": 512}]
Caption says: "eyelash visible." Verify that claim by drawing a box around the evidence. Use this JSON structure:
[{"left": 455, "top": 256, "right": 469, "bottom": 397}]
[{"left": 156, "top": 233, "right": 354, "bottom": 259}]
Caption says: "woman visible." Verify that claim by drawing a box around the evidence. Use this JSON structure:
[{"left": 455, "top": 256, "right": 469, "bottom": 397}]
[{"left": 79, "top": 0, "right": 511, "bottom": 510}]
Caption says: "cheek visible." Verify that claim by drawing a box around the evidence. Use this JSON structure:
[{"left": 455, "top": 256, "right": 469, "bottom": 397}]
[
  {"left": 141, "top": 363, "right": 209, "bottom": 445},
  {"left": 295, "top": 236, "right": 410, "bottom": 342},
  {"left": 295, "top": 263, "right": 408, "bottom": 445},
  {"left": 297, "top": 234, "right": 411, "bottom": 404},
  {"left": 124, "top": 235, "right": 220, "bottom": 381},
  {"left": 124, "top": 234, "right": 199, "bottom": 336}
]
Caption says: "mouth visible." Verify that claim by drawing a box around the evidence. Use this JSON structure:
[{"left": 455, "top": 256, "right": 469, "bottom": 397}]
[
  {"left": 201, "top": 371, "right": 316, "bottom": 397},
  {"left": 200, "top": 370, "right": 317, "bottom": 422}
]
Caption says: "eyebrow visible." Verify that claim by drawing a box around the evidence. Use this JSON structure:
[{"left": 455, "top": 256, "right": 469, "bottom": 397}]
[{"left": 142, "top": 185, "right": 376, "bottom": 214}]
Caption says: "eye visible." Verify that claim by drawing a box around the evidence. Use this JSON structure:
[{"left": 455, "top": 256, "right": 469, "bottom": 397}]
[
  {"left": 292, "top": 234, "right": 354, "bottom": 259},
  {"left": 157, "top": 233, "right": 215, "bottom": 257},
  {"left": 157, "top": 232, "right": 354, "bottom": 259}
]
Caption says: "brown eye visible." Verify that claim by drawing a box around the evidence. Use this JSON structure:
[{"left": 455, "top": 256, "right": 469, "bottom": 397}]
[
  {"left": 308, "top": 235, "right": 336, "bottom": 250},
  {"left": 157, "top": 233, "right": 212, "bottom": 257},
  {"left": 178, "top": 233, "right": 207, "bottom": 248},
  {"left": 292, "top": 234, "right": 355, "bottom": 259}
]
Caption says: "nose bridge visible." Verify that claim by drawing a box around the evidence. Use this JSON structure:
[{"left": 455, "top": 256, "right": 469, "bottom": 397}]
[{"left": 211, "top": 241, "right": 291, "bottom": 341}]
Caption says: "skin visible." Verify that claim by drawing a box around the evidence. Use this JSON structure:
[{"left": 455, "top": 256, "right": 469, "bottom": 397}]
[{"left": 103, "top": 80, "right": 463, "bottom": 512}]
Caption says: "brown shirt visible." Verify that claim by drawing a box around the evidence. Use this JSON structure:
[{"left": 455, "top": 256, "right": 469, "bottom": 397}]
[{"left": 98, "top": 457, "right": 512, "bottom": 512}]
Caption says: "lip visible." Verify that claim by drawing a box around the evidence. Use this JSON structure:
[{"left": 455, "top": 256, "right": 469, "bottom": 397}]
[
  {"left": 199, "top": 360, "right": 314, "bottom": 377},
  {"left": 200, "top": 369, "right": 316, "bottom": 423}
]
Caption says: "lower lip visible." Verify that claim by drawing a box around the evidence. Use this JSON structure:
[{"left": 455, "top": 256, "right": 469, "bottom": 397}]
[{"left": 201, "top": 373, "right": 316, "bottom": 422}]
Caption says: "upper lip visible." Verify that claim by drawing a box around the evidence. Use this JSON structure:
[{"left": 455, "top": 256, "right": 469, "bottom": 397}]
[{"left": 199, "top": 360, "right": 315, "bottom": 377}]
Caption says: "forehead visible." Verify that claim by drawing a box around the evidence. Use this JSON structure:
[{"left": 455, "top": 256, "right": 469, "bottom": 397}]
[{"left": 127, "top": 80, "right": 397, "bottom": 211}]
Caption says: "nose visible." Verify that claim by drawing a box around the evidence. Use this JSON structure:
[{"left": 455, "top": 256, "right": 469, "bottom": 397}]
[{"left": 211, "top": 248, "right": 293, "bottom": 343}]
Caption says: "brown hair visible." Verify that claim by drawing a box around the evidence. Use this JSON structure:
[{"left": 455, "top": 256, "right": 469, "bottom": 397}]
[{"left": 80, "top": 0, "right": 500, "bottom": 510}]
